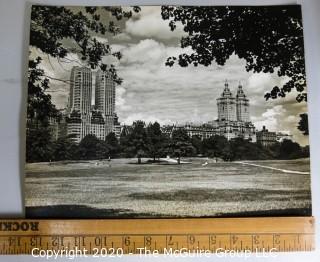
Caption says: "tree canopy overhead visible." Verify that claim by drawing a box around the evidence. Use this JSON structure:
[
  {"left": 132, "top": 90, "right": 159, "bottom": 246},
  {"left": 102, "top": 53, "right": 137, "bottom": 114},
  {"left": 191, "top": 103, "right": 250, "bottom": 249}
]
[
  {"left": 161, "top": 5, "right": 306, "bottom": 103},
  {"left": 30, "top": 5, "right": 140, "bottom": 84}
]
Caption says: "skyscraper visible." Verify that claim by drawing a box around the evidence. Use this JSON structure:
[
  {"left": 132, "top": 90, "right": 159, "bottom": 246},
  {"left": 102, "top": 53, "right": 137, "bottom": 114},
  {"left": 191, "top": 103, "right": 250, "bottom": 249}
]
[
  {"left": 68, "top": 67, "right": 92, "bottom": 115},
  {"left": 95, "top": 70, "right": 116, "bottom": 135},
  {"left": 217, "top": 80, "right": 237, "bottom": 122},
  {"left": 236, "top": 84, "right": 250, "bottom": 122},
  {"left": 95, "top": 70, "right": 115, "bottom": 116},
  {"left": 216, "top": 81, "right": 256, "bottom": 141},
  {"left": 64, "top": 67, "right": 119, "bottom": 143}
]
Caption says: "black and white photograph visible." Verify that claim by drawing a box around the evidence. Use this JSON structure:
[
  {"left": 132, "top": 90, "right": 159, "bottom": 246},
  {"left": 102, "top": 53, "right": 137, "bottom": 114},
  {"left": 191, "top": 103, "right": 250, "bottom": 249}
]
[{"left": 25, "top": 5, "right": 311, "bottom": 218}]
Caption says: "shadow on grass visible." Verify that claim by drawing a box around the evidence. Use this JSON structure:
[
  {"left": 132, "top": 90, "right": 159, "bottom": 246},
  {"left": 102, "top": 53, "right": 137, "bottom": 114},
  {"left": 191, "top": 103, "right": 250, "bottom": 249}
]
[{"left": 26, "top": 204, "right": 311, "bottom": 219}]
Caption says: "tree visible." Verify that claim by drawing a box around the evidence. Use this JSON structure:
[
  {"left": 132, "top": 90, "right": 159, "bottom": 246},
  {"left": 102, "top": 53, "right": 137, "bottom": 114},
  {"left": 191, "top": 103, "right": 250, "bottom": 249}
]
[
  {"left": 267, "top": 142, "right": 281, "bottom": 159},
  {"left": 105, "top": 132, "right": 120, "bottom": 158},
  {"left": 146, "top": 122, "right": 164, "bottom": 161},
  {"left": 26, "top": 57, "right": 61, "bottom": 163},
  {"left": 28, "top": 58, "right": 60, "bottom": 124},
  {"left": 124, "top": 121, "right": 149, "bottom": 164},
  {"left": 191, "top": 135, "right": 203, "bottom": 155},
  {"left": 279, "top": 139, "right": 302, "bottom": 159},
  {"left": 30, "top": 6, "right": 140, "bottom": 84},
  {"left": 119, "top": 127, "right": 132, "bottom": 158},
  {"left": 78, "top": 134, "right": 106, "bottom": 160},
  {"left": 229, "top": 138, "right": 271, "bottom": 161},
  {"left": 69, "top": 143, "right": 81, "bottom": 160},
  {"left": 301, "top": 145, "right": 310, "bottom": 158},
  {"left": 52, "top": 137, "right": 76, "bottom": 161},
  {"left": 298, "top": 113, "right": 309, "bottom": 135},
  {"left": 26, "top": 126, "right": 54, "bottom": 162},
  {"left": 170, "top": 129, "right": 195, "bottom": 164},
  {"left": 161, "top": 6, "right": 306, "bottom": 103},
  {"left": 202, "top": 135, "right": 229, "bottom": 159}
]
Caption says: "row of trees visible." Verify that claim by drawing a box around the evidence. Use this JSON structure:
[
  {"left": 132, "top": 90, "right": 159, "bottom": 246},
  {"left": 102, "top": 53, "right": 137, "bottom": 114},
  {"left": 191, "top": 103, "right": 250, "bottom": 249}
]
[{"left": 26, "top": 121, "right": 309, "bottom": 163}]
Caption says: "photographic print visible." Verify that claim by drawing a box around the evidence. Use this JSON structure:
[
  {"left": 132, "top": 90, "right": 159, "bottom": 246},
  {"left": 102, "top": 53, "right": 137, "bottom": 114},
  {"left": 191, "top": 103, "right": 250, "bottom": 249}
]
[{"left": 25, "top": 5, "right": 311, "bottom": 218}]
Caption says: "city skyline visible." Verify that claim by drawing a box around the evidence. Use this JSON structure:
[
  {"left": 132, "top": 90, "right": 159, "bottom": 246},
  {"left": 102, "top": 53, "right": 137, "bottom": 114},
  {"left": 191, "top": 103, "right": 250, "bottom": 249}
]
[
  {"left": 61, "top": 67, "right": 259, "bottom": 144},
  {"left": 29, "top": 6, "right": 309, "bottom": 146},
  {"left": 45, "top": 65, "right": 307, "bottom": 146}
]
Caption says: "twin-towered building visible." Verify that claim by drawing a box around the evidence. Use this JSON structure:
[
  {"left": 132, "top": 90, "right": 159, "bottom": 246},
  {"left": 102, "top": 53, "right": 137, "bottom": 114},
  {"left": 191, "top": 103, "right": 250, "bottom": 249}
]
[
  {"left": 215, "top": 81, "right": 256, "bottom": 141},
  {"left": 217, "top": 81, "right": 250, "bottom": 122},
  {"left": 163, "top": 81, "right": 257, "bottom": 142},
  {"left": 65, "top": 66, "right": 120, "bottom": 143}
]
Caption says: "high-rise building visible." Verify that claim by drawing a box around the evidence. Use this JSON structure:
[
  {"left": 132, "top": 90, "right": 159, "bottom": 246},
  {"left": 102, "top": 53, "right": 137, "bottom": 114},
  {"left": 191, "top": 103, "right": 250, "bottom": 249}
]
[
  {"left": 68, "top": 67, "right": 92, "bottom": 115},
  {"left": 90, "top": 111, "right": 106, "bottom": 141},
  {"left": 63, "top": 67, "right": 119, "bottom": 143},
  {"left": 215, "top": 81, "right": 256, "bottom": 141},
  {"left": 236, "top": 84, "right": 250, "bottom": 122},
  {"left": 217, "top": 81, "right": 237, "bottom": 122},
  {"left": 112, "top": 113, "right": 122, "bottom": 139},
  {"left": 66, "top": 110, "right": 82, "bottom": 143},
  {"left": 95, "top": 70, "right": 116, "bottom": 136},
  {"left": 95, "top": 70, "right": 115, "bottom": 116}
]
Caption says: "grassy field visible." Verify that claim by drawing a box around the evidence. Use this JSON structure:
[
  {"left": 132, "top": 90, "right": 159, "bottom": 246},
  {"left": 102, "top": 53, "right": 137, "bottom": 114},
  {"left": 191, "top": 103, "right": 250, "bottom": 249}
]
[{"left": 25, "top": 158, "right": 311, "bottom": 218}]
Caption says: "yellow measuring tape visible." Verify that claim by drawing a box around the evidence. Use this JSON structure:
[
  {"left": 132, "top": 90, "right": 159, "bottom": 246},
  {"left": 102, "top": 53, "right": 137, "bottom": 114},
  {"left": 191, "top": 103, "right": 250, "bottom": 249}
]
[{"left": 0, "top": 217, "right": 315, "bottom": 255}]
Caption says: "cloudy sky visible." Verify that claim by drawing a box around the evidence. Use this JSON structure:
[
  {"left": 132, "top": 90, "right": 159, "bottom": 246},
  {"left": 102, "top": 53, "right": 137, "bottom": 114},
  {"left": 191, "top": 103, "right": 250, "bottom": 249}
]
[{"left": 30, "top": 6, "right": 309, "bottom": 146}]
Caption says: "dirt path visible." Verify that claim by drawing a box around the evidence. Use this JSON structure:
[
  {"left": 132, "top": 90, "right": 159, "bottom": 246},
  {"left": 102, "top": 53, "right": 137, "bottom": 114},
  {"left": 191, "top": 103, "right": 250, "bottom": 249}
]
[{"left": 236, "top": 161, "right": 310, "bottom": 175}]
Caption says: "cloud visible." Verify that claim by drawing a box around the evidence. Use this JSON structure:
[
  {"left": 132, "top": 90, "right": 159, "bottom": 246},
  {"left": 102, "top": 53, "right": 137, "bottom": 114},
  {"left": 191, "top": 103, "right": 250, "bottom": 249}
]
[
  {"left": 29, "top": 8, "right": 310, "bottom": 146},
  {"left": 122, "top": 113, "right": 174, "bottom": 126},
  {"left": 120, "top": 39, "right": 168, "bottom": 66},
  {"left": 116, "top": 86, "right": 131, "bottom": 111},
  {"left": 253, "top": 105, "right": 286, "bottom": 131},
  {"left": 125, "top": 6, "right": 186, "bottom": 41},
  {"left": 252, "top": 103, "right": 309, "bottom": 146},
  {"left": 113, "top": 38, "right": 254, "bottom": 128},
  {"left": 247, "top": 73, "right": 290, "bottom": 108},
  {"left": 113, "top": 33, "right": 132, "bottom": 42},
  {"left": 262, "top": 105, "right": 286, "bottom": 118}
]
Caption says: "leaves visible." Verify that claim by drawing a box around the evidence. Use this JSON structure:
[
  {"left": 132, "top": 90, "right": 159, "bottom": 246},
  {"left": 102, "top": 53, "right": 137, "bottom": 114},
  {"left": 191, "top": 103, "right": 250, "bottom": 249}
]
[
  {"left": 161, "top": 5, "right": 306, "bottom": 102},
  {"left": 298, "top": 113, "right": 309, "bottom": 135},
  {"left": 170, "top": 129, "right": 196, "bottom": 159},
  {"left": 146, "top": 122, "right": 168, "bottom": 160},
  {"left": 30, "top": 5, "right": 139, "bottom": 84},
  {"left": 28, "top": 57, "right": 60, "bottom": 124},
  {"left": 120, "top": 121, "right": 149, "bottom": 160}
]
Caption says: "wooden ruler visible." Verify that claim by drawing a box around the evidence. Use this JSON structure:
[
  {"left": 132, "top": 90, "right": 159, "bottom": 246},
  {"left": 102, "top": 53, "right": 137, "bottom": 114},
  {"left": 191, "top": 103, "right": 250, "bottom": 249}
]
[{"left": 0, "top": 217, "right": 315, "bottom": 255}]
